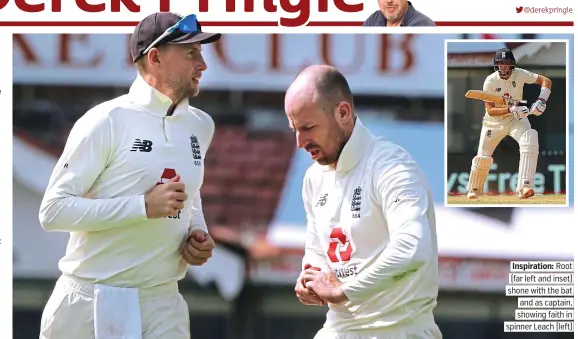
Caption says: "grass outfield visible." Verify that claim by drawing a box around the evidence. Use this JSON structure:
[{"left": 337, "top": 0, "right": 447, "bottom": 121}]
[{"left": 447, "top": 194, "right": 567, "bottom": 205}]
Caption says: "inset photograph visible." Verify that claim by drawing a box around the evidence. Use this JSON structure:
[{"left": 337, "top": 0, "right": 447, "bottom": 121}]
[{"left": 445, "top": 40, "right": 569, "bottom": 207}]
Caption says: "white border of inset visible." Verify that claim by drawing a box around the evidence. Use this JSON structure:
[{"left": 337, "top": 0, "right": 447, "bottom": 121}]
[
  {"left": 444, "top": 39, "right": 570, "bottom": 208},
  {"left": 568, "top": 34, "right": 578, "bottom": 337},
  {"left": 1, "top": 33, "right": 14, "bottom": 339}
]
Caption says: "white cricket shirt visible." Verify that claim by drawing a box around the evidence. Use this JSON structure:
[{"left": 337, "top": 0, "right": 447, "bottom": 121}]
[
  {"left": 302, "top": 119, "right": 439, "bottom": 332},
  {"left": 483, "top": 67, "right": 539, "bottom": 122},
  {"left": 39, "top": 75, "right": 214, "bottom": 288}
]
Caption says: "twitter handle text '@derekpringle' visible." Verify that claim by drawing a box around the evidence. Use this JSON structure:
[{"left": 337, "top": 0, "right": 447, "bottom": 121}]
[{"left": 516, "top": 6, "right": 573, "bottom": 15}]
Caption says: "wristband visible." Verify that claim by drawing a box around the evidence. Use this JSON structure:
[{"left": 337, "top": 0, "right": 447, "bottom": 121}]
[{"left": 539, "top": 87, "right": 551, "bottom": 101}]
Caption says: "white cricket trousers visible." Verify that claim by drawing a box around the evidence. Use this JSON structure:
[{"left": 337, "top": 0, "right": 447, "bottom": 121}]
[
  {"left": 477, "top": 116, "right": 531, "bottom": 157},
  {"left": 39, "top": 275, "right": 190, "bottom": 339},
  {"left": 313, "top": 314, "right": 442, "bottom": 339}
]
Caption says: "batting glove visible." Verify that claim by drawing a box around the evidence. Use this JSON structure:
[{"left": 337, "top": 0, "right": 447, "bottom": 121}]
[
  {"left": 509, "top": 105, "right": 529, "bottom": 119},
  {"left": 530, "top": 99, "right": 547, "bottom": 116}
]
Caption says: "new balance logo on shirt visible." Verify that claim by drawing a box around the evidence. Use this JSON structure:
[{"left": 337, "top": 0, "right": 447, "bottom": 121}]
[
  {"left": 315, "top": 193, "right": 328, "bottom": 207},
  {"left": 131, "top": 139, "right": 153, "bottom": 152}
]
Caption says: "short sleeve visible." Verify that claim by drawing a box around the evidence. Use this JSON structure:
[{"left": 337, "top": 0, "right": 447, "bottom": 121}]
[{"left": 517, "top": 68, "right": 539, "bottom": 84}]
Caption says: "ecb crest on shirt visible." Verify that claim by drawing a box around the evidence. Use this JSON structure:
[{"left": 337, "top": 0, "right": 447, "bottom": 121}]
[
  {"left": 351, "top": 186, "right": 362, "bottom": 219},
  {"left": 190, "top": 134, "right": 202, "bottom": 166}
]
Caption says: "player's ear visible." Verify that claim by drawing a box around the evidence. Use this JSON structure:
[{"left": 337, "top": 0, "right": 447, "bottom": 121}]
[
  {"left": 147, "top": 47, "right": 162, "bottom": 67},
  {"left": 336, "top": 101, "right": 352, "bottom": 121}
]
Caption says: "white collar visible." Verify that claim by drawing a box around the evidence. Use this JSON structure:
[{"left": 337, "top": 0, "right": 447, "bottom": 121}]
[
  {"left": 127, "top": 75, "right": 188, "bottom": 117},
  {"left": 320, "top": 118, "right": 373, "bottom": 172}
]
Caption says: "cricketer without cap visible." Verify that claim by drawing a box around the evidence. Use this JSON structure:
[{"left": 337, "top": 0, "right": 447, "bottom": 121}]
[{"left": 466, "top": 47, "right": 552, "bottom": 200}]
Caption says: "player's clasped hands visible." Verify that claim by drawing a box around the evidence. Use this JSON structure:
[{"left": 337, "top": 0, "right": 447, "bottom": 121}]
[
  {"left": 508, "top": 104, "right": 530, "bottom": 119},
  {"left": 295, "top": 264, "right": 326, "bottom": 306},
  {"left": 144, "top": 174, "right": 187, "bottom": 218}
]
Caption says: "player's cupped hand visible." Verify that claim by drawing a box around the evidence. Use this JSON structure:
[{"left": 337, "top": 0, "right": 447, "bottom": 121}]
[
  {"left": 295, "top": 264, "right": 326, "bottom": 306},
  {"left": 181, "top": 228, "right": 215, "bottom": 266},
  {"left": 144, "top": 174, "right": 187, "bottom": 219},
  {"left": 303, "top": 266, "right": 348, "bottom": 304}
]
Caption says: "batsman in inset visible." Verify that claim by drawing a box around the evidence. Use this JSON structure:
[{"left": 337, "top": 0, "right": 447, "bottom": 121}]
[{"left": 465, "top": 48, "right": 552, "bottom": 200}]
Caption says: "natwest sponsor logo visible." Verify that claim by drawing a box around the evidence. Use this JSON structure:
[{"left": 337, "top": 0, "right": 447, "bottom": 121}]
[{"left": 13, "top": 33, "right": 444, "bottom": 96}]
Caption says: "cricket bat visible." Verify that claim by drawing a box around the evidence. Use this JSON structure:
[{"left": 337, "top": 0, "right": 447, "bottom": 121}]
[{"left": 465, "top": 90, "right": 525, "bottom": 105}]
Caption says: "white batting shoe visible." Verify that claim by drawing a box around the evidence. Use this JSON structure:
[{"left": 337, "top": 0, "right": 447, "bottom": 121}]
[
  {"left": 466, "top": 190, "right": 478, "bottom": 200},
  {"left": 518, "top": 187, "right": 535, "bottom": 199}
]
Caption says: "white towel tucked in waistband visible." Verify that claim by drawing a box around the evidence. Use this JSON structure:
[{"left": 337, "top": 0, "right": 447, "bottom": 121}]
[{"left": 94, "top": 284, "right": 142, "bottom": 339}]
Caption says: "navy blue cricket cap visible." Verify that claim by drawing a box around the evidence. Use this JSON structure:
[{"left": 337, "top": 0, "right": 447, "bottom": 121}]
[{"left": 130, "top": 12, "right": 221, "bottom": 63}]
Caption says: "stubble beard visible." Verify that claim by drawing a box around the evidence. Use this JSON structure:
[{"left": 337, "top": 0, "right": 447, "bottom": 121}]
[
  {"left": 166, "top": 75, "right": 196, "bottom": 103},
  {"left": 319, "top": 125, "right": 348, "bottom": 166},
  {"left": 384, "top": 2, "right": 407, "bottom": 24},
  {"left": 386, "top": 10, "right": 404, "bottom": 23}
]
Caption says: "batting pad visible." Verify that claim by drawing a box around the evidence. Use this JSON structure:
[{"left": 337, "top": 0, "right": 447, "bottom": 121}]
[
  {"left": 518, "top": 129, "right": 539, "bottom": 190},
  {"left": 466, "top": 155, "right": 494, "bottom": 193}
]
